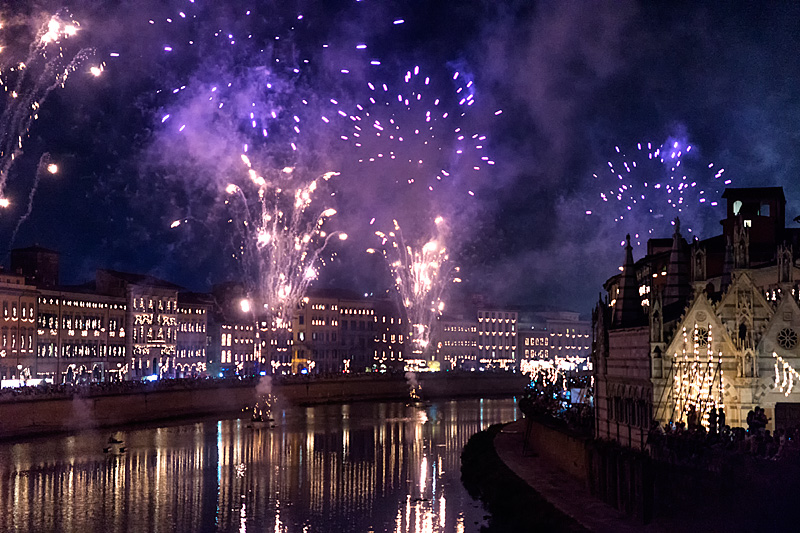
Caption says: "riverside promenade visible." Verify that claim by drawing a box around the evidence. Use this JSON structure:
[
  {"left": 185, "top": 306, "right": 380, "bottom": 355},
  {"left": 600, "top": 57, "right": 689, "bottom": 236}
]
[{"left": 494, "top": 420, "right": 698, "bottom": 533}]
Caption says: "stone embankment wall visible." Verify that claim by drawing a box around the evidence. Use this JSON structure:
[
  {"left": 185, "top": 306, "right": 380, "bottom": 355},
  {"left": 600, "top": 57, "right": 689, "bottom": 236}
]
[
  {"left": 521, "top": 417, "right": 800, "bottom": 527},
  {"left": 0, "top": 372, "right": 527, "bottom": 440},
  {"left": 522, "top": 417, "right": 655, "bottom": 522},
  {"left": 522, "top": 417, "right": 590, "bottom": 483},
  {"left": 0, "top": 384, "right": 258, "bottom": 439}
]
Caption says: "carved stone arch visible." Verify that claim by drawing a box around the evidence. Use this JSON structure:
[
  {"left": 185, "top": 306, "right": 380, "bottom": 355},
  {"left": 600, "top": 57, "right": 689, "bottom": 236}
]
[
  {"left": 651, "top": 309, "right": 662, "bottom": 343},
  {"left": 779, "top": 243, "right": 794, "bottom": 284},
  {"left": 692, "top": 245, "right": 707, "bottom": 283},
  {"left": 742, "top": 348, "right": 757, "bottom": 378}
]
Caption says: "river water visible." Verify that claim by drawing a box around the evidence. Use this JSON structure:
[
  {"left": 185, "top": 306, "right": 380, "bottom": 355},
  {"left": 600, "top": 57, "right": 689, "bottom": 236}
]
[{"left": 0, "top": 398, "right": 519, "bottom": 533}]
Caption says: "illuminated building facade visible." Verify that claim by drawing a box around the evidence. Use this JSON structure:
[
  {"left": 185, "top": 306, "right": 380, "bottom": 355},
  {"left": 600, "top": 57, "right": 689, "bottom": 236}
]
[
  {"left": 217, "top": 323, "right": 256, "bottom": 375},
  {"left": 36, "top": 287, "right": 126, "bottom": 383},
  {"left": 0, "top": 251, "right": 211, "bottom": 383},
  {"left": 340, "top": 296, "right": 376, "bottom": 373},
  {"left": 372, "top": 298, "right": 404, "bottom": 373},
  {"left": 95, "top": 270, "right": 180, "bottom": 379},
  {"left": 288, "top": 290, "right": 405, "bottom": 374},
  {"left": 595, "top": 187, "right": 800, "bottom": 449},
  {"left": 435, "top": 314, "right": 478, "bottom": 370},
  {"left": 293, "top": 291, "right": 341, "bottom": 373},
  {"left": 0, "top": 272, "right": 38, "bottom": 380},
  {"left": 209, "top": 283, "right": 259, "bottom": 377},
  {"left": 541, "top": 312, "right": 592, "bottom": 369},
  {"left": 257, "top": 317, "right": 292, "bottom": 375},
  {"left": 477, "top": 308, "right": 518, "bottom": 370},
  {"left": 517, "top": 317, "right": 549, "bottom": 376},
  {"left": 176, "top": 292, "right": 211, "bottom": 377},
  {"left": 517, "top": 311, "right": 590, "bottom": 377},
  {"left": 518, "top": 321, "right": 550, "bottom": 359}
]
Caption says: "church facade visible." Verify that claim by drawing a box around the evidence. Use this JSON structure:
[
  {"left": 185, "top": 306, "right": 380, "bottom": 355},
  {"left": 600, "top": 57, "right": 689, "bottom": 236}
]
[{"left": 594, "top": 187, "right": 800, "bottom": 448}]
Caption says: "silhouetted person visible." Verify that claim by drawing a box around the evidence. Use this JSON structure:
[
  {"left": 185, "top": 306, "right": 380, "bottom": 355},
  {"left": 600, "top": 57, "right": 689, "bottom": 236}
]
[
  {"left": 687, "top": 405, "right": 699, "bottom": 432},
  {"left": 747, "top": 408, "right": 756, "bottom": 433}
]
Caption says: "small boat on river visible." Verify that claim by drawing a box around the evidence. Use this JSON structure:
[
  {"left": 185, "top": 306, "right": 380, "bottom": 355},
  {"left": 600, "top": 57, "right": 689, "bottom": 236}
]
[
  {"left": 246, "top": 398, "right": 275, "bottom": 429},
  {"left": 103, "top": 434, "right": 127, "bottom": 455}
]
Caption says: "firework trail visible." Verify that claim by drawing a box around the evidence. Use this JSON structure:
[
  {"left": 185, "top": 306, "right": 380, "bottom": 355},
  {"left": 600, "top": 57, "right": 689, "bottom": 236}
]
[
  {"left": 152, "top": 2, "right": 492, "bottom": 339},
  {"left": 228, "top": 154, "right": 346, "bottom": 327},
  {"left": 589, "top": 136, "right": 729, "bottom": 246},
  {"left": 369, "top": 216, "right": 459, "bottom": 368},
  {"left": 7, "top": 152, "right": 56, "bottom": 250},
  {"left": 0, "top": 12, "right": 92, "bottom": 204}
]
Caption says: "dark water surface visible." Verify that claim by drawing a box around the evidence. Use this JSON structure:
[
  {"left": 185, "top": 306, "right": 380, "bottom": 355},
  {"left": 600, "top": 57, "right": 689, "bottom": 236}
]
[{"left": 0, "top": 398, "right": 519, "bottom": 532}]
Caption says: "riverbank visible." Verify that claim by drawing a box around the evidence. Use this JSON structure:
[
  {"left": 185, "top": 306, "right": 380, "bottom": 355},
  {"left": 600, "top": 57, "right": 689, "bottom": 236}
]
[
  {"left": 493, "top": 418, "right": 800, "bottom": 532},
  {"left": 0, "top": 371, "right": 527, "bottom": 440},
  {"left": 461, "top": 423, "right": 586, "bottom": 532},
  {"left": 492, "top": 420, "right": 666, "bottom": 533}
]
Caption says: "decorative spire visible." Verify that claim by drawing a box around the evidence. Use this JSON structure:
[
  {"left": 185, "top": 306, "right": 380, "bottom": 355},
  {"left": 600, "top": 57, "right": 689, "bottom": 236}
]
[
  {"left": 722, "top": 235, "right": 733, "bottom": 291},
  {"left": 612, "top": 234, "right": 641, "bottom": 327},
  {"left": 733, "top": 216, "right": 750, "bottom": 269},
  {"left": 663, "top": 218, "right": 691, "bottom": 307},
  {"left": 779, "top": 243, "right": 793, "bottom": 285}
]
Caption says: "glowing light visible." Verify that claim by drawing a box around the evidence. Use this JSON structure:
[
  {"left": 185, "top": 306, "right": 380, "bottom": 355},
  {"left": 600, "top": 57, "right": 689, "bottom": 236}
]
[
  {"left": 668, "top": 323, "right": 723, "bottom": 427},
  {"left": 231, "top": 156, "right": 344, "bottom": 331},
  {"left": 373, "top": 217, "right": 457, "bottom": 364},
  {"left": 774, "top": 352, "right": 799, "bottom": 397}
]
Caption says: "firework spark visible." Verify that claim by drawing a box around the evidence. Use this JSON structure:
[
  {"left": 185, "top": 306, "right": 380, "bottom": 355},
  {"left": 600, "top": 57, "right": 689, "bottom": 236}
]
[
  {"left": 0, "top": 12, "right": 92, "bottom": 205},
  {"left": 230, "top": 154, "right": 344, "bottom": 327},
  {"left": 327, "top": 65, "right": 491, "bottom": 198},
  {"left": 370, "top": 216, "right": 458, "bottom": 369},
  {"left": 590, "top": 137, "right": 729, "bottom": 246}
]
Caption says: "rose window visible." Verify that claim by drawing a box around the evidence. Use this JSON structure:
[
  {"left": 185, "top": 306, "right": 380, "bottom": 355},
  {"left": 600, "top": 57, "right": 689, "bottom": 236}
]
[
  {"left": 696, "top": 328, "right": 709, "bottom": 347},
  {"left": 778, "top": 328, "right": 798, "bottom": 350}
]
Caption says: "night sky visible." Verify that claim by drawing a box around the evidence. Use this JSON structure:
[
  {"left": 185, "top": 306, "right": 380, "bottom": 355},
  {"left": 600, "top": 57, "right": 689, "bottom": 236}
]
[{"left": 2, "top": 1, "right": 800, "bottom": 316}]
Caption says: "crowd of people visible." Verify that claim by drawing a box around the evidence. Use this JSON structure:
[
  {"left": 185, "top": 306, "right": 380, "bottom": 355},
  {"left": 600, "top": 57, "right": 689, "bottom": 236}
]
[
  {"left": 647, "top": 405, "right": 800, "bottom": 466},
  {"left": 519, "top": 378, "right": 594, "bottom": 435}
]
